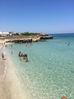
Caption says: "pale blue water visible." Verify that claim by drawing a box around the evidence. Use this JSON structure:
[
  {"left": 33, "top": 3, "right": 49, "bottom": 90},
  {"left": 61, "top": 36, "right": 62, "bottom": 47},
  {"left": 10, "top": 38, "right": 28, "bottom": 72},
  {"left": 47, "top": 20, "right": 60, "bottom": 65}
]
[{"left": 7, "top": 33, "right": 74, "bottom": 99}]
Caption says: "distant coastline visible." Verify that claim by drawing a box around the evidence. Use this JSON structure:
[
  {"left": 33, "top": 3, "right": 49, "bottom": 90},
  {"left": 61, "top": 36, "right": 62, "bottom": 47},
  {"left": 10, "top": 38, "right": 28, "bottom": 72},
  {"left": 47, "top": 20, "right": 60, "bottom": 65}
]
[{"left": 0, "top": 32, "right": 53, "bottom": 44}]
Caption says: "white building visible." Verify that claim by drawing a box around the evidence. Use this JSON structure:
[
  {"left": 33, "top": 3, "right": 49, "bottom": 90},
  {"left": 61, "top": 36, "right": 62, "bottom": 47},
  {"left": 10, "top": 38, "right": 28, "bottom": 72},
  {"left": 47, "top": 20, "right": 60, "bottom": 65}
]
[{"left": 0, "top": 32, "right": 12, "bottom": 36}]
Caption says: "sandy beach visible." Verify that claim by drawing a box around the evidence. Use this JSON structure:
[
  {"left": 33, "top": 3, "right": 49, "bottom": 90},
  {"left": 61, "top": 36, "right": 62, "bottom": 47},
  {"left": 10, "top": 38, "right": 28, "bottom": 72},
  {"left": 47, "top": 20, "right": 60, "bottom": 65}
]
[{"left": 0, "top": 42, "right": 33, "bottom": 99}]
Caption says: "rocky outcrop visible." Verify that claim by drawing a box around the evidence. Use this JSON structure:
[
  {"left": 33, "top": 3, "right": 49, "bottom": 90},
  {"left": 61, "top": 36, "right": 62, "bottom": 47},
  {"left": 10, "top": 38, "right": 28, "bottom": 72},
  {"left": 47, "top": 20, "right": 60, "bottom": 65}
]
[
  {"left": 6, "top": 39, "right": 32, "bottom": 43},
  {"left": 32, "top": 37, "right": 40, "bottom": 42},
  {"left": 40, "top": 36, "right": 53, "bottom": 39},
  {"left": 2, "top": 35, "right": 53, "bottom": 43}
]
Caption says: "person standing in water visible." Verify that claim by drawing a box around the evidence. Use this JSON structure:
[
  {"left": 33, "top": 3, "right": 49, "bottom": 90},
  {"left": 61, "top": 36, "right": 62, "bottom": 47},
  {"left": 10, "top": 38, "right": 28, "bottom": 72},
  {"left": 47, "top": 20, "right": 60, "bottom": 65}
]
[{"left": 1, "top": 52, "right": 4, "bottom": 59}]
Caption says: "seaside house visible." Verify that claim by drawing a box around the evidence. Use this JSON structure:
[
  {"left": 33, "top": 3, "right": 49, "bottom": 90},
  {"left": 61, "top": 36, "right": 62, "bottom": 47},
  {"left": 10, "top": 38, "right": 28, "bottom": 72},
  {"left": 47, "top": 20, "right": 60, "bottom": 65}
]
[{"left": 0, "top": 32, "right": 13, "bottom": 37}]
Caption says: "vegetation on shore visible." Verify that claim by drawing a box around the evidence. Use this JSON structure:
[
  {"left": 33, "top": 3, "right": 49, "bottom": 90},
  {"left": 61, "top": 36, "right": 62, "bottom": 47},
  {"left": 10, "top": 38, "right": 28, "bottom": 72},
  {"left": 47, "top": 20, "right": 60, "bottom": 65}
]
[{"left": 12, "top": 32, "right": 40, "bottom": 36}]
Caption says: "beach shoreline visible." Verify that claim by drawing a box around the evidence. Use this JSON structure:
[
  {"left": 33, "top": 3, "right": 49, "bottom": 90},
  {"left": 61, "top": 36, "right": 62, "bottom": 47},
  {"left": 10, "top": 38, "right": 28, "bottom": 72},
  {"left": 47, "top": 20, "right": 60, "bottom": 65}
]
[{"left": 0, "top": 42, "right": 33, "bottom": 99}]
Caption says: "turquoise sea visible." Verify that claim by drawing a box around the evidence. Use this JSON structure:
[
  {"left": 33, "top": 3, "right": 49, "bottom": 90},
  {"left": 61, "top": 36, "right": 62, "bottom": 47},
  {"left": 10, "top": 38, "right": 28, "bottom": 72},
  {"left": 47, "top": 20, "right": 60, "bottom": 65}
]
[{"left": 7, "top": 33, "right": 74, "bottom": 99}]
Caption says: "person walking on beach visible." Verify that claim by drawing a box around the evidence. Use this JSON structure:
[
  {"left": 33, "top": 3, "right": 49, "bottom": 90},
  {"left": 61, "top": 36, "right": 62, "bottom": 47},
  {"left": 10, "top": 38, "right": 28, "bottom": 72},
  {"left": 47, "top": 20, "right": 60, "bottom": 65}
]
[{"left": 1, "top": 52, "right": 4, "bottom": 59}]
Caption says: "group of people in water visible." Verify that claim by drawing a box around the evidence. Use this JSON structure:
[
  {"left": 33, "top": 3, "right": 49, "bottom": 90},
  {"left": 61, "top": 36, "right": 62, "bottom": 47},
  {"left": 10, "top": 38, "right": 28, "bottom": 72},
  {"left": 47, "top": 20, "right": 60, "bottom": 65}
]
[
  {"left": 18, "top": 43, "right": 32, "bottom": 62},
  {"left": 18, "top": 51, "right": 29, "bottom": 62}
]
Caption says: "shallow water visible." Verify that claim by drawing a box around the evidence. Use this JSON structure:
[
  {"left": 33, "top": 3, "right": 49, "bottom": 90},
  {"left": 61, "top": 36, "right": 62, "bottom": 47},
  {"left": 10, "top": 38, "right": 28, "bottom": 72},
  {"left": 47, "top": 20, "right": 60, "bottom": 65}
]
[{"left": 7, "top": 34, "right": 74, "bottom": 99}]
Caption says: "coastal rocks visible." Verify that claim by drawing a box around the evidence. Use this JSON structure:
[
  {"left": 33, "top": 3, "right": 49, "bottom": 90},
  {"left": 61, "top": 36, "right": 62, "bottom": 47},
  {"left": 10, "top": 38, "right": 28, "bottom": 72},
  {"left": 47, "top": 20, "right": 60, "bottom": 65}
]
[
  {"left": 31, "top": 36, "right": 53, "bottom": 42},
  {"left": 40, "top": 36, "right": 53, "bottom": 39},
  {"left": 1, "top": 35, "right": 53, "bottom": 44},
  {"left": 32, "top": 37, "right": 40, "bottom": 42},
  {"left": 6, "top": 39, "right": 32, "bottom": 43}
]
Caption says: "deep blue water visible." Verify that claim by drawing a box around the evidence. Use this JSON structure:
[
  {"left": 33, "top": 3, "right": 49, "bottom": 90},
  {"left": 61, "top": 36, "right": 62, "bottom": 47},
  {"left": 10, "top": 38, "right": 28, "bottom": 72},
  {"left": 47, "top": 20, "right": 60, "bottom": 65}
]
[{"left": 49, "top": 33, "right": 74, "bottom": 38}]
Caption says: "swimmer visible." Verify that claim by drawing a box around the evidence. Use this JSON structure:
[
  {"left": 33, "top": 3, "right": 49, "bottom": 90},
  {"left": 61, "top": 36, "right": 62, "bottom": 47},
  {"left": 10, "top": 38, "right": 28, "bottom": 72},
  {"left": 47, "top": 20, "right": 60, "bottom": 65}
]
[
  {"left": 65, "top": 42, "right": 70, "bottom": 46},
  {"left": 18, "top": 51, "right": 23, "bottom": 57},
  {"left": 18, "top": 51, "right": 21, "bottom": 56},
  {"left": 23, "top": 54, "right": 27, "bottom": 57},
  {"left": 24, "top": 57, "right": 28, "bottom": 62},
  {"left": 23, "top": 54, "right": 28, "bottom": 62},
  {"left": 67, "top": 42, "right": 70, "bottom": 46},
  {"left": 25, "top": 43, "right": 28, "bottom": 47},
  {"left": 61, "top": 96, "right": 67, "bottom": 99},
  {"left": 28, "top": 43, "right": 31, "bottom": 46}
]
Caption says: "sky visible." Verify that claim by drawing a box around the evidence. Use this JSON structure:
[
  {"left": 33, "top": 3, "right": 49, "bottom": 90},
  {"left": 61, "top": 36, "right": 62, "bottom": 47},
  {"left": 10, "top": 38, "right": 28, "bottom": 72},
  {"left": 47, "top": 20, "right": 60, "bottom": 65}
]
[{"left": 0, "top": 0, "right": 74, "bottom": 33}]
